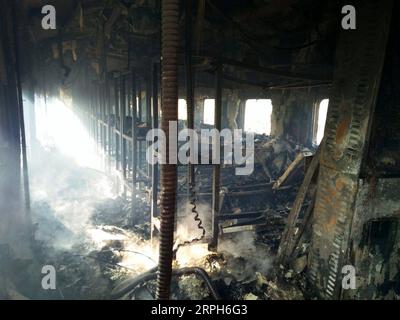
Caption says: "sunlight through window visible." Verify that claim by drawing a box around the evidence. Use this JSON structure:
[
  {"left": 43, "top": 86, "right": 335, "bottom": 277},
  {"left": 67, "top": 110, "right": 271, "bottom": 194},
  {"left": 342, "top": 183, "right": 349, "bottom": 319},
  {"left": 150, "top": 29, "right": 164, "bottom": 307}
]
[
  {"left": 34, "top": 97, "right": 104, "bottom": 170},
  {"left": 203, "top": 99, "right": 215, "bottom": 125},
  {"left": 315, "top": 99, "right": 329, "bottom": 145},
  {"left": 244, "top": 99, "right": 273, "bottom": 135},
  {"left": 178, "top": 99, "right": 187, "bottom": 120}
]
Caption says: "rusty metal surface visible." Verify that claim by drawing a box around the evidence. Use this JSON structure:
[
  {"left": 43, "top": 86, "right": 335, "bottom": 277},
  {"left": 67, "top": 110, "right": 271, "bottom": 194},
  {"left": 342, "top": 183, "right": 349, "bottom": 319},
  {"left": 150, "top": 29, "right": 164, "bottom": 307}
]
[
  {"left": 308, "top": 168, "right": 359, "bottom": 297},
  {"left": 321, "top": 0, "right": 392, "bottom": 174},
  {"left": 156, "top": 0, "right": 179, "bottom": 300},
  {"left": 308, "top": 0, "right": 393, "bottom": 299}
]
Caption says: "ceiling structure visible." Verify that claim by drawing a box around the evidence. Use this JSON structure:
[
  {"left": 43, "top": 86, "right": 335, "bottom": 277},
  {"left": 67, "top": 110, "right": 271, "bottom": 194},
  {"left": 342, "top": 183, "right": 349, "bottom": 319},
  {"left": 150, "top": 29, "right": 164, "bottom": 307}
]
[{"left": 17, "top": 0, "right": 341, "bottom": 93}]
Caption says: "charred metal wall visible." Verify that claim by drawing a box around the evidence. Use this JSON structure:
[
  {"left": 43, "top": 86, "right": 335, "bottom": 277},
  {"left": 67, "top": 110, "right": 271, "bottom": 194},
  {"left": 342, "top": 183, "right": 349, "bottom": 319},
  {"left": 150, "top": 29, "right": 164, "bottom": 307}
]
[
  {"left": 343, "top": 7, "right": 400, "bottom": 299},
  {"left": 345, "top": 178, "right": 400, "bottom": 299},
  {"left": 307, "top": 0, "right": 395, "bottom": 299}
]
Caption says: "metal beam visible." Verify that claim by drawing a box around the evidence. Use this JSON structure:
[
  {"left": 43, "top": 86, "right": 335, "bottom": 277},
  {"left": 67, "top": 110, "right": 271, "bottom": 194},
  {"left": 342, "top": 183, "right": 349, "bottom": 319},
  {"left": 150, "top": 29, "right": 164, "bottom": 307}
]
[
  {"left": 120, "top": 75, "right": 127, "bottom": 195},
  {"left": 114, "top": 75, "right": 120, "bottom": 171},
  {"left": 151, "top": 63, "right": 159, "bottom": 246},
  {"left": 209, "top": 62, "right": 222, "bottom": 251},
  {"left": 131, "top": 71, "right": 138, "bottom": 225},
  {"left": 185, "top": 0, "right": 195, "bottom": 189}
]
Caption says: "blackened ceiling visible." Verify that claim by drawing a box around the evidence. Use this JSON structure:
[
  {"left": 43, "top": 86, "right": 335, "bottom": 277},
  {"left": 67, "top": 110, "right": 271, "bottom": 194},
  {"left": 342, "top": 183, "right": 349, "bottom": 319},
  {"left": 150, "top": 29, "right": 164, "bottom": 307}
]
[{"left": 17, "top": 0, "right": 342, "bottom": 91}]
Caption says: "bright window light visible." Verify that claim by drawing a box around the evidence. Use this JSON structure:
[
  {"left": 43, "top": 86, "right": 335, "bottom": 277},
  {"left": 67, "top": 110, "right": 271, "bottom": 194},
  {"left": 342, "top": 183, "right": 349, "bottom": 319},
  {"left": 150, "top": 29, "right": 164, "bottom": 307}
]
[
  {"left": 244, "top": 99, "right": 273, "bottom": 135},
  {"left": 35, "top": 97, "right": 104, "bottom": 171},
  {"left": 203, "top": 99, "right": 215, "bottom": 125},
  {"left": 315, "top": 99, "right": 329, "bottom": 145},
  {"left": 178, "top": 99, "right": 187, "bottom": 120}
]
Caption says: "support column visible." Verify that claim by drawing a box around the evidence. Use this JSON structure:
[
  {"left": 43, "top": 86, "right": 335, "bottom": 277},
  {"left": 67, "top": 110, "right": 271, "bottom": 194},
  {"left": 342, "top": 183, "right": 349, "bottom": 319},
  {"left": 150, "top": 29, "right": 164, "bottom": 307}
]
[
  {"left": 156, "top": 0, "right": 179, "bottom": 300},
  {"left": 114, "top": 75, "right": 120, "bottom": 171},
  {"left": 106, "top": 74, "right": 112, "bottom": 169},
  {"left": 146, "top": 69, "right": 152, "bottom": 183},
  {"left": 307, "top": 0, "right": 393, "bottom": 299},
  {"left": 185, "top": 0, "right": 195, "bottom": 190},
  {"left": 131, "top": 71, "right": 138, "bottom": 225},
  {"left": 209, "top": 63, "right": 222, "bottom": 250},
  {"left": 120, "top": 75, "right": 127, "bottom": 196},
  {"left": 151, "top": 63, "right": 159, "bottom": 246}
]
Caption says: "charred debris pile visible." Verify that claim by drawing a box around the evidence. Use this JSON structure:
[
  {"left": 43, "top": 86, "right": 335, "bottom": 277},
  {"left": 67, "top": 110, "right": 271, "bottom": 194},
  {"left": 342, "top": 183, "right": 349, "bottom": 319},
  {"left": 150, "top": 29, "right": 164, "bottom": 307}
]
[{"left": 26, "top": 134, "right": 314, "bottom": 300}]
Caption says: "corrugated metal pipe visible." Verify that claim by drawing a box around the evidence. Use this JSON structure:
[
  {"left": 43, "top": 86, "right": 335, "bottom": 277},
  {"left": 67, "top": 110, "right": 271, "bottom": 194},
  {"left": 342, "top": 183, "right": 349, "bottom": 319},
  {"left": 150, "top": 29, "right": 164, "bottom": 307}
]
[{"left": 156, "top": 0, "right": 179, "bottom": 300}]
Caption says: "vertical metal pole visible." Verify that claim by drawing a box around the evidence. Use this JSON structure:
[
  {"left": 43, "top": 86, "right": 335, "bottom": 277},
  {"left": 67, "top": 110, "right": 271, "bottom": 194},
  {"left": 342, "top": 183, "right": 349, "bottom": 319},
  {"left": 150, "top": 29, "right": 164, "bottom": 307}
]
[
  {"left": 86, "top": 66, "right": 91, "bottom": 138},
  {"left": 101, "top": 83, "right": 106, "bottom": 157},
  {"left": 185, "top": 0, "right": 195, "bottom": 189},
  {"left": 93, "top": 83, "right": 96, "bottom": 145},
  {"left": 115, "top": 75, "right": 120, "bottom": 171},
  {"left": 151, "top": 63, "right": 159, "bottom": 244},
  {"left": 146, "top": 70, "right": 152, "bottom": 183},
  {"left": 98, "top": 83, "right": 102, "bottom": 150},
  {"left": 146, "top": 71, "right": 152, "bottom": 127},
  {"left": 210, "top": 62, "right": 222, "bottom": 251},
  {"left": 157, "top": 0, "right": 179, "bottom": 300},
  {"left": 89, "top": 83, "right": 93, "bottom": 139},
  {"left": 137, "top": 80, "right": 142, "bottom": 178},
  {"left": 138, "top": 82, "right": 142, "bottom": 123},
  {"left": 92, "top": 84, "right": 96, "bottom": 142},
  {"left": 131, "top": 71, "right": 138, "bottom": 225},
  {"left": 100, "top": 21, "right": 107, "bottom": 163},
  {"left": 120, "top": 75, "right": 127, "bottom": 196},
  {"left": 95, "top": 82, "right": 99, "bottom": 149},
  {"left": 106, "top": 74, "right": 112, "bottom": 169}
]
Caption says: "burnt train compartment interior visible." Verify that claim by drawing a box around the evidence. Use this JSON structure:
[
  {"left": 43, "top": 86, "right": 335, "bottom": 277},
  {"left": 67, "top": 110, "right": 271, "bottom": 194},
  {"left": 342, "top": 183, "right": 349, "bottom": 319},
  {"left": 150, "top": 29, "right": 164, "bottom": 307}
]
[{"left": 0, "top": 0, "right": 400, "bottom": 300}]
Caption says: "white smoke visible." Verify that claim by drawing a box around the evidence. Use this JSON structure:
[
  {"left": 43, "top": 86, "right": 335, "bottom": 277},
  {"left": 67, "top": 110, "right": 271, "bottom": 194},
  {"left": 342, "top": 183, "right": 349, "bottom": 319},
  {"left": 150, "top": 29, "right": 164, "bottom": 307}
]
[
  {"left": 219, "top": 231, "right": 273, "bottom": 280},
  {"left": 27, "top": 96, "right": 117, "bottom": 250}
]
